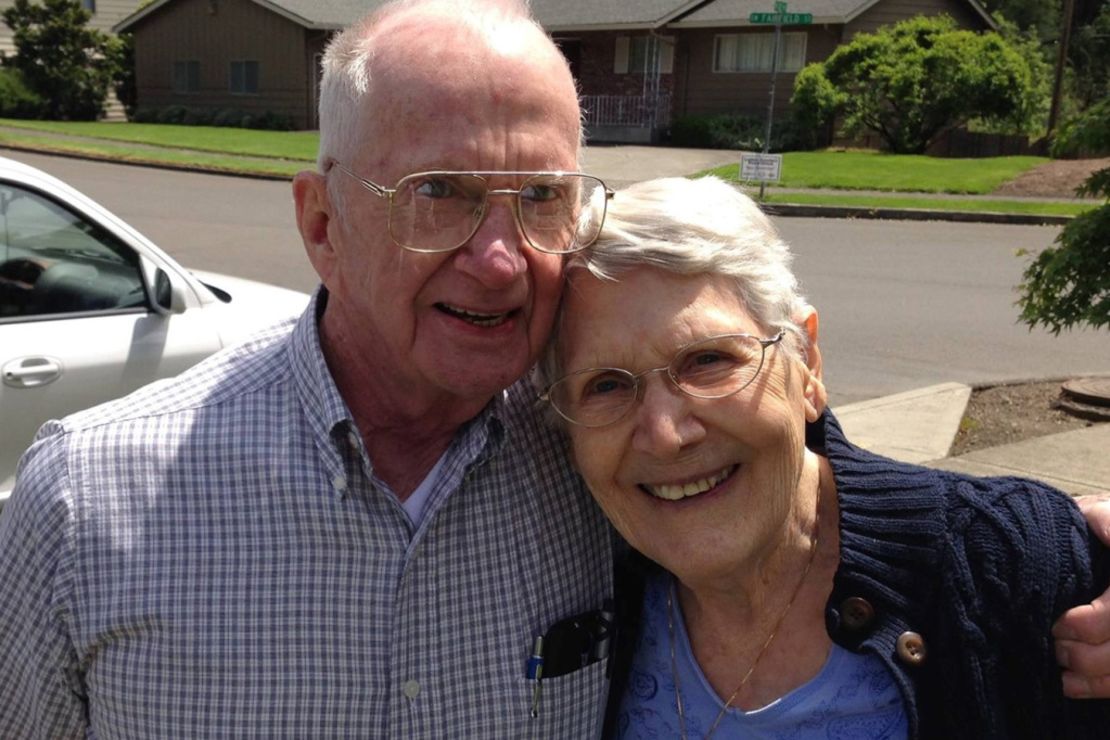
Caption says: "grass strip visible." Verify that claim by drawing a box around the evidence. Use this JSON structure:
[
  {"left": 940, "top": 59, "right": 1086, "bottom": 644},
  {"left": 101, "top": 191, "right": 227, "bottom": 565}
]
[
  {"left": 752, "top": 191, "right": 1092, "bottom": 217},
  {"left": 0, "top": 131, "right": 303, "bottom": 177},
  {"left": 0, "top": 119, "right": 319, "bottom": 162},
  {"left": 704, "top": 151, "right": 1049, "bottom": 194}
]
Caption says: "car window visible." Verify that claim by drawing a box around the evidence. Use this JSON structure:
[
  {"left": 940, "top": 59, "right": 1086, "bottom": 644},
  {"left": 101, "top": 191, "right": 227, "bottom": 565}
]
[{"left": 0, "top": 182, "right": 146, "bottom": 320}]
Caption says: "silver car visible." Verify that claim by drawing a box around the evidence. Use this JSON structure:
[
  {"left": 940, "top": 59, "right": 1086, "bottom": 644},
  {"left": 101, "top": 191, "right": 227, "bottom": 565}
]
[{"left": 0, "top": 155, "right": 309, "bottom": 504}]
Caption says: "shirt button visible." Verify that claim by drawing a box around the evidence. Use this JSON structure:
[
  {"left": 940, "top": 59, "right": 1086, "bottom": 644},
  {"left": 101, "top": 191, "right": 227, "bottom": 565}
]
[
  {"left": 402, "top": 679, "right": 421, "bottom": 699},
  {"left": 896, "top": 631, "right": 927, "bottom": 666},
  {"left": 332, "top": 475, "right": 348, "bottom": 492},
  {"left": 347, "top": 431, "right": 360, "bottom": 449},
  {"left": 840, "top": 597, "right": 876, "bottom": 632}
]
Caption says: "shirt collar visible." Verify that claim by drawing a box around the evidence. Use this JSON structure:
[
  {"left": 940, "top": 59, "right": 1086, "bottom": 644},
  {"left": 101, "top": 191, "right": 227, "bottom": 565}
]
[{"left": 289, "top": 287, "right": 508, "bottom": 485}]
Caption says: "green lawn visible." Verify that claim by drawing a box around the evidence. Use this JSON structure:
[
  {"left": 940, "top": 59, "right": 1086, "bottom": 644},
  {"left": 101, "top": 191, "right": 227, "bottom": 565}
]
[
  {"left": 0, "top": 120, "right": 1071, "bottom": 215},
  {"left": 0, "top": 119, "right": 318, "bottom": 161},
  {"left": 0, "top": 130, "right": 304, "bottom": 177},
  {"left": 705, "top": 151, "right": 1050, "bottom": 194}
]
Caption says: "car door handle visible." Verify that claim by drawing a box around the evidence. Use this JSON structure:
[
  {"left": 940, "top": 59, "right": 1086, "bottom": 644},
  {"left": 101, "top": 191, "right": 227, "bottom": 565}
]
[{"left": 2, "top": 356, "right": 64, "bottom": 388}]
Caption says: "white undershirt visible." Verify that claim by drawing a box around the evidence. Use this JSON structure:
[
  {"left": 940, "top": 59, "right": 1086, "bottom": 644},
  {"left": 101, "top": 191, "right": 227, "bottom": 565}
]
[{"left": 401, "top": 449, "right": 449, "bottom": 528}]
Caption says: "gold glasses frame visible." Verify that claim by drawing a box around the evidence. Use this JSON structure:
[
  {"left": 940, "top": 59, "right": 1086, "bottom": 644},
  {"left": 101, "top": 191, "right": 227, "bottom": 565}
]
[{"left": 330, "top": 162, "right": 614, "bottom": 255}]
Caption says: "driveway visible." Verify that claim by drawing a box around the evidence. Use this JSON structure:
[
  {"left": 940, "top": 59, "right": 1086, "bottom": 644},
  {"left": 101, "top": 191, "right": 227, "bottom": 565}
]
[{"left": 579, "top": 145, "right": 739, "bottom": 188}]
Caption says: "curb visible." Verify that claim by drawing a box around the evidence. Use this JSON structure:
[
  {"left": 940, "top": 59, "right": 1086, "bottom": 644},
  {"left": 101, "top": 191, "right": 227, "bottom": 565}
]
[
  {"left": 761, "top": 202, "right": 1074, "bottom": 226},
  {"left": 968, "top": 371, "right": 1110, "bottom": 391}
]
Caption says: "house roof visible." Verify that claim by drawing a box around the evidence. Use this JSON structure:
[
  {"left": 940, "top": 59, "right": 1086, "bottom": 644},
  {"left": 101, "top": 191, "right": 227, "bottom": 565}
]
[
  {"left": 668, "top": 0, "right": 994, "bottom": 27},
  {"left": 115, "top": 0, "right": 388, "bottom": 33},
  {"left": 115, "top": 0, "right": 994, "bottom": 34}
]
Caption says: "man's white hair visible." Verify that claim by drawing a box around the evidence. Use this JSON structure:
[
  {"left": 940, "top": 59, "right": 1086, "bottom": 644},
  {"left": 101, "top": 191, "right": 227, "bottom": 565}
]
[
  {"left": 316, "top": 0, "right": 577, "bottom": 175},
  {"left": 537, "top": 176, "right": 809, "bottom": 389}
]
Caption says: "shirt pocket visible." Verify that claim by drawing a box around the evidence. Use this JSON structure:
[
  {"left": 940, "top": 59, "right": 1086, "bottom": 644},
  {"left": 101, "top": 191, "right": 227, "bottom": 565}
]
[{"left": 513, "top": 657, "right": 609, "bottom": 738}]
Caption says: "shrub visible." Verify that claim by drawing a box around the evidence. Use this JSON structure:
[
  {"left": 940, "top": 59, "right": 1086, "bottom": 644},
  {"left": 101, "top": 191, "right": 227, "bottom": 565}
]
[
  {"left": 155, "top": 104, "right": 189, "bottom": 124},
  {"left": 1051, "top": 98, "right": 1110, "bottom": 159},
  {"left": 791, "top": 15, "right": 1049, "bottom": 153},
  {"left": 668, "top": 113, "right": 812, "bottom": 151},
  {"left": 125, "top": 105, "right": 295, "bottom": 131},
  {"left": 0, "top": 67, "right": 45, "bottom": 118}
]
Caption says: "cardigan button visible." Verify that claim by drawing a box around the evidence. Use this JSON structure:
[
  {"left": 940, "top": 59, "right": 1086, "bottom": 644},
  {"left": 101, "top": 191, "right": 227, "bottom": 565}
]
[
  {"left": 896, "top": 631, "right": 927, "bottom": 666},
  {"left": 840, "top": 597, "right": 875, "bottom": 632}
]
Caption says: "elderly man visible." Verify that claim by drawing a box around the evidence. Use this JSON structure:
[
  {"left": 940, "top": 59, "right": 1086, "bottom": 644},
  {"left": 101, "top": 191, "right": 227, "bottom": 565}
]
[{"left": 0, "top": 1, "right": 612, "bottom": 736}]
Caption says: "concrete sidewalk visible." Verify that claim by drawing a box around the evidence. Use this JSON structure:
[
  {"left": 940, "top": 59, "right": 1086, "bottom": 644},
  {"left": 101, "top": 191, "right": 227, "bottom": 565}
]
[{"left": 832, "top": 382, "right": 1110, "bottom": 497}]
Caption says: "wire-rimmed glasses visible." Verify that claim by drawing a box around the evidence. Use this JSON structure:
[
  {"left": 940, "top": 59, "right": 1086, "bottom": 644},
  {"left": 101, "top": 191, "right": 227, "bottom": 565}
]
[
  {"left": 330, "top": 163, "right": 614, "bottom": 254},
  {"left": 540, "top": 331, "right": 786, "bottom": 428}
]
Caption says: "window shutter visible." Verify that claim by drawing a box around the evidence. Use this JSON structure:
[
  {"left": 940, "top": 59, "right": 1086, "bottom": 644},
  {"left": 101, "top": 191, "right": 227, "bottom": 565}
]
[
  {"left": 659, "top": 37, "right": 674, "bottom": 74},
  {"left": 614, "top": 36, "right": 629, "bottom": 74}
]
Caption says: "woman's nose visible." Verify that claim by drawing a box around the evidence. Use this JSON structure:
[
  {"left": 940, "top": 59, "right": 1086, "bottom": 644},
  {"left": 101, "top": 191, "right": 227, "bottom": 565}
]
[{"left": 630, "top": 376, "right": 705, "bottom": 457}]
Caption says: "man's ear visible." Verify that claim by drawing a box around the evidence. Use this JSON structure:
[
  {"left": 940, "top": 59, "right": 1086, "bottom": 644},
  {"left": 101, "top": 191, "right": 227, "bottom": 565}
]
[
  {"left": 292, "top": 171, "right": 337, "bottom": 285},
  {"left": 794, "top": 304, "right": 826, "bottom": 420}
]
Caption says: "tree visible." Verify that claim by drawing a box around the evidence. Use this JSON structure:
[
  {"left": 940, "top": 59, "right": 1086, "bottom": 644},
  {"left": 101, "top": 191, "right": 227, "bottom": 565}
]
[
  {"left": 1017, "top": 98, "right": 1110, "bottom": 333},
  {"left": 1, "top": 0, "right": 118, "bottom": 120},
  {"left": 791, "top": 15, "right": 1049, "bottom": 153}
]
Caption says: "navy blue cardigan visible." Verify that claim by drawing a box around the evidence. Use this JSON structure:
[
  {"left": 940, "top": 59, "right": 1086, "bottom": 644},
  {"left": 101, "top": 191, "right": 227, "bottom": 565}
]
[{"left": 606, "top": 411, "right": 1110, "bottom": 738}]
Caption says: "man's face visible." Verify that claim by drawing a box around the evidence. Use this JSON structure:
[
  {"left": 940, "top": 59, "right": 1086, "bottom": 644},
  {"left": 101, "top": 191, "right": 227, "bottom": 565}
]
[{"left": 318, "top": 34, "right": 579, "bottom": 408}]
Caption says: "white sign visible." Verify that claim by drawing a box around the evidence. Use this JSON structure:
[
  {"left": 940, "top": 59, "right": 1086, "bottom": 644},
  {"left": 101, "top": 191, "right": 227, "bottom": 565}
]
[{"left": 740, "top": 153, "right": 782, "bottom": 182}]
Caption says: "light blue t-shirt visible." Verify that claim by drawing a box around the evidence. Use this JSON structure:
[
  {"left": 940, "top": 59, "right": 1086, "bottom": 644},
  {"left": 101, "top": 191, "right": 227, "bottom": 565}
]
[{"left": 613, "top": 573, "right": 908, "bottom": 739}]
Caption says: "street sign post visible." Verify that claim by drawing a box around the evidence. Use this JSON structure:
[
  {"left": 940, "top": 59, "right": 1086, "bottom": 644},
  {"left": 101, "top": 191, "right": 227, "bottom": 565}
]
[{"left": 745, "top": 2, "right": 811, "bottom": 199}]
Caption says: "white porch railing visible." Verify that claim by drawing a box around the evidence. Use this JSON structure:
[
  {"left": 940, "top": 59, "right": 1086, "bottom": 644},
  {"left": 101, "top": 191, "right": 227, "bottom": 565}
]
[{"left": 581, "top": 94, "right": 672, "bottom": 129}]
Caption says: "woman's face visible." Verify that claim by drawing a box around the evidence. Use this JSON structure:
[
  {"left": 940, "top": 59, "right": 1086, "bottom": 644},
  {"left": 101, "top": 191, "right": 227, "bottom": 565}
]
[{"left": 559, "top": 267, "right": 819, "bottom": 586}]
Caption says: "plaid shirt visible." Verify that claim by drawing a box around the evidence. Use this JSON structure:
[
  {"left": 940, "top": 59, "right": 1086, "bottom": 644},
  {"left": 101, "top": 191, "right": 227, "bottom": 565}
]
[{"left": 0, "top": 292, "right": 613, "bottom": 739}]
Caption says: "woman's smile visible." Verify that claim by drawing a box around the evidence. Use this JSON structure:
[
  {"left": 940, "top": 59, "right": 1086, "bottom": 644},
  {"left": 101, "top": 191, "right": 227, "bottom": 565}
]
[{"left": 638, "top": 464, "right": 739, "bottom": 502}]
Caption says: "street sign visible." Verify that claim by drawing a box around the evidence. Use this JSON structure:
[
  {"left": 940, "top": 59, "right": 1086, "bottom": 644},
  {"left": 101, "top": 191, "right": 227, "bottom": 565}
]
[
  {"left": 749, "top": 11, "right": 813, "bottom": 23},
  {"left": 740, "top": 153, "right": 782, "bottom": 183}
]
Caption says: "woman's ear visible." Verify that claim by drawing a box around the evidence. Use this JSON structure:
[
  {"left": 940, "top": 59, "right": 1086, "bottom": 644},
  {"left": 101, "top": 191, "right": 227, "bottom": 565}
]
[{"left": 795, "top": 305, "right": 825, "bottom": 421}]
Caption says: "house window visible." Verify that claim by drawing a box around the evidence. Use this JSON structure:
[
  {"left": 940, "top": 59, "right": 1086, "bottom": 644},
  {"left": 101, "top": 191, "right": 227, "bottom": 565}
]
[
  {"left": 713, "top": 33, "right": 806, "bottom": 73},
  {"left": 230, "top": 61, "right": 259, "bottom": 94},
  {"left": 614, "top": 36, "right": 674, "bottom": 75},
  {"left": 81, "top": 0, "right": 95, "bottom": 12},
  {"left": 172, "top": 61, "right": 200, "bottom": 93}
]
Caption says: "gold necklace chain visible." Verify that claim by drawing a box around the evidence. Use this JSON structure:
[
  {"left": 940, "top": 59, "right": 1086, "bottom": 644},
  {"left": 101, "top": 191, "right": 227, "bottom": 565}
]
[{"left": 666, "top": 485, "right": 821, "bottom": 740}]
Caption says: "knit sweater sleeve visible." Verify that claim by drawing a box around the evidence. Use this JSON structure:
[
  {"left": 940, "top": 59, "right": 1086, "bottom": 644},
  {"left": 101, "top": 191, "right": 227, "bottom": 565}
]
[
  {"left": 932, "top": 473, "right": 1110, "bottom": 738},
  {"left": 813, "top": 410, "right": 1110, "bottom": 738}
]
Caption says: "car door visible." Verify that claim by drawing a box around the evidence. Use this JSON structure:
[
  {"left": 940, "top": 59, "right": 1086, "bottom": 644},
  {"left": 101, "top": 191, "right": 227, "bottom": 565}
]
[{"left": 0, "top": 179, "right": 221, "bottom": 495}]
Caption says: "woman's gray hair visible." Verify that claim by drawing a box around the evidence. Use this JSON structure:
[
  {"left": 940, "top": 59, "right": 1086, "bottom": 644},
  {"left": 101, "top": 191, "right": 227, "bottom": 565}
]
[{"left": 537, "top": 176, "right": 808, "bottom": 390}]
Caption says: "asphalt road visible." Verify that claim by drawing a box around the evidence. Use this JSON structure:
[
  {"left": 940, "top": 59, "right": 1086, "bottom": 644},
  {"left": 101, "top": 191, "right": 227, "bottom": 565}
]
[{"left": 7, "top": 150, "right": 1106, "bottom": 406}]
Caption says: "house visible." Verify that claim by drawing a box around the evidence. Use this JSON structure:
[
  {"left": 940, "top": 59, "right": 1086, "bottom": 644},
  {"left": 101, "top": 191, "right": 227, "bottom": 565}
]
[
  {"left": 537, "top": 0, "right": 994, "bottom": 141},
  {"left": 115, "top": 0, "right": 994, "bottom": 137}
]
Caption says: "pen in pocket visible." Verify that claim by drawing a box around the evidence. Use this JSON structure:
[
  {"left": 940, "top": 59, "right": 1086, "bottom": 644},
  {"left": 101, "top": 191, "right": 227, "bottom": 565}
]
[{"left": 526, "top": 635, "right": 544, "bottom": 718}]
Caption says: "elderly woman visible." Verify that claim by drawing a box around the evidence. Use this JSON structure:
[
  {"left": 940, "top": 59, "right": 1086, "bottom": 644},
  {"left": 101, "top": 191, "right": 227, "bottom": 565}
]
[{"left": 536, "top": 177, "right": 1110, "bottom": 738}]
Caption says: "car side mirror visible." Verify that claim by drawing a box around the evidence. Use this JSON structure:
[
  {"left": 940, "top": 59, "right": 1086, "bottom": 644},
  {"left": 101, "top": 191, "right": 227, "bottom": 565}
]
[{"left": 140, "top": 259, "right": 184, "bottom": 316}]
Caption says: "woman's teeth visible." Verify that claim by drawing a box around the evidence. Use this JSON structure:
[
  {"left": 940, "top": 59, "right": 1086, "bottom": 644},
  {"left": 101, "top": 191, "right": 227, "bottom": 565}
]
[
  {"left": 643, "top": 466, "right": 735, "bottom": 501},
  {"left": 438, "top": 303, "right": 509, "bottom": 327}
]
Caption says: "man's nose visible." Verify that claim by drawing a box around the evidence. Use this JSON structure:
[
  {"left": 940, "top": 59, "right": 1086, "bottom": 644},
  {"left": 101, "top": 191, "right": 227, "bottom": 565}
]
[
  {"left": 453, "top": 198, "right": 528, "bottom": 287},
  {"left": 631, "top": 376, "right": 705, "bottom": 458}
]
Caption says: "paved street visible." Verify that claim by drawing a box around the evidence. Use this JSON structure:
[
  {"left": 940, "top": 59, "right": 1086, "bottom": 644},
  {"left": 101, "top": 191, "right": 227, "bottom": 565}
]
[{"left": 7, "top": 150, "right": 1106, "bottom": 406}]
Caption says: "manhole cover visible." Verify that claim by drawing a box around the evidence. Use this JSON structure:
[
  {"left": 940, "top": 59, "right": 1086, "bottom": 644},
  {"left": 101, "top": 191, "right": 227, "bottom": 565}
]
[{"left": 1061, "top": 378, "right": 1110, "bottom": 408}]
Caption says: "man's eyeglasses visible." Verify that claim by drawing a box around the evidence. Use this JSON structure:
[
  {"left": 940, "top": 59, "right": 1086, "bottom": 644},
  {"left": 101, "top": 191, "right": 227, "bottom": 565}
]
[
  {"left": 540, "top": 331, "right": 786, "bottom": 428},
  {"left": 330, "top": 163, "right": 614, "bottom": 254}
]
